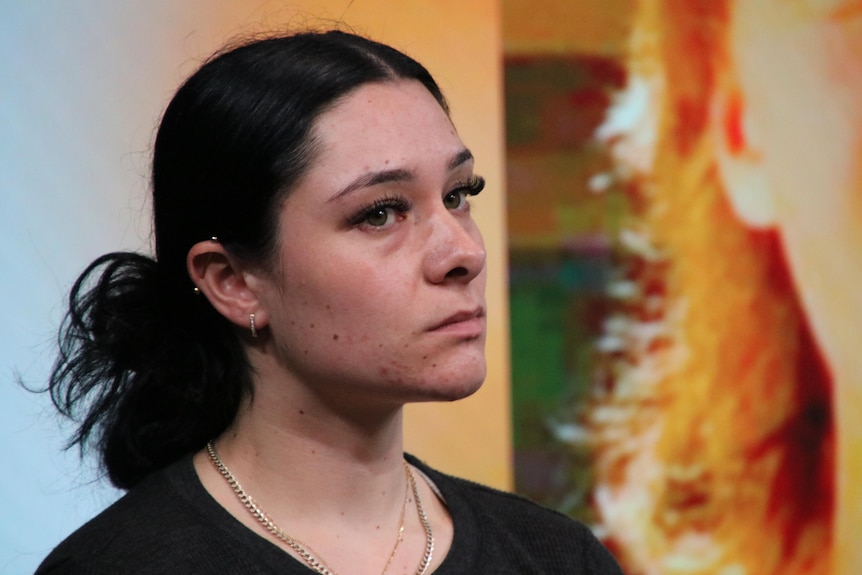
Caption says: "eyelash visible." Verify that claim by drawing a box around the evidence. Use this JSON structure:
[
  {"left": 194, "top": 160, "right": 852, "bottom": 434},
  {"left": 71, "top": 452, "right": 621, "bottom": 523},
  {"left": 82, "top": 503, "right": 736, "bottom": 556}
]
[
  {"left": 346, "top": 175, "right": 486, "bottom": 228},
  {"left": 346, "top": 195, "right": 412, "bottom": 227},
  {"left": 444, "top": 175, "right": 485, "bottom": 209},
  {"left": 456, "top": 175, "right": 486, "bottom": 198}
]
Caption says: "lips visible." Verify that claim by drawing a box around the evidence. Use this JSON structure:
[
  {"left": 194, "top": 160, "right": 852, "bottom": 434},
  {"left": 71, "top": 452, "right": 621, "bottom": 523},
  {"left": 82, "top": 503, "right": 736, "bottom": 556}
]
[{"left": 428, "top": 307, "right": 486, "bottom": 336}]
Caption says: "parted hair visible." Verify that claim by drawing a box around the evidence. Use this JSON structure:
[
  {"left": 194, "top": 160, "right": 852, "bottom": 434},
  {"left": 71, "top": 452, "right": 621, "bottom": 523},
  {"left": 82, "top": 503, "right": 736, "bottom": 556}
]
[{"left": 48, "top": 30, "right": 448, "bottom": 490}]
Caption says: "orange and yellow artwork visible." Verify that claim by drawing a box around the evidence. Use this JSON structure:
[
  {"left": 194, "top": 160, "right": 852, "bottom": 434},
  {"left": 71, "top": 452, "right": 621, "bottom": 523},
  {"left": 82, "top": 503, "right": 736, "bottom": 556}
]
[{"left": 505, "top": 1, "right": 862, "bottom": 573}]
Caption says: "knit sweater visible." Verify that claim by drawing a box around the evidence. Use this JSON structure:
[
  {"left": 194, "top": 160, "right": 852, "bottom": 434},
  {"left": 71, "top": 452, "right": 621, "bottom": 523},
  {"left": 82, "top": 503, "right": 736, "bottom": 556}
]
[{"left": 36, "top": 454, "right": 623, "bottom": 574}]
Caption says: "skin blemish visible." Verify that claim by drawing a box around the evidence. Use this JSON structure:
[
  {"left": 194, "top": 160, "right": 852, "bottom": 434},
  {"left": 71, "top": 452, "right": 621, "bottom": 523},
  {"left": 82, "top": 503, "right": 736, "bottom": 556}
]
[
  {"left": 303, "top": 349, "right": 309, "bottom": 355},
  {"left": 309, "top": 323, "right": 315, "bottom": 328},
  {"left": 333, "top": 334, "right": 339, "bottom": 340},
  {"left": 299, "top": 409, "right": 305, "bottom": 415}
]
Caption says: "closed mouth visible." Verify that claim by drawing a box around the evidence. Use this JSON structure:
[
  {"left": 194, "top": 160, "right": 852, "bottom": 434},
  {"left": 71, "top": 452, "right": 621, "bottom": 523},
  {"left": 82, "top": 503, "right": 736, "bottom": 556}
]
[{"left": 429, "top": 307, "right": 485, "bottom": 332}]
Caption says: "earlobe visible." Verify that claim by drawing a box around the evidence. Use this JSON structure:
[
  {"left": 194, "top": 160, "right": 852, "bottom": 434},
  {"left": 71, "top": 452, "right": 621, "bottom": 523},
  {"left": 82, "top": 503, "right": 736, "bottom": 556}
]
[
  {"left": 186, "top": 240, "right": 268, "bottom": 333},
  {"left": 711, "top": 83, "right": 776, "bottom": 228}
]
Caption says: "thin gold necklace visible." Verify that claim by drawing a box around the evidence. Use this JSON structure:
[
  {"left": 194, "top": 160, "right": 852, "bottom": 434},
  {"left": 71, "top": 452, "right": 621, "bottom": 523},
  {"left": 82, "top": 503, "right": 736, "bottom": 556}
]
[{"left": 205, "top": 441, "right": 435, "bottom": 575}]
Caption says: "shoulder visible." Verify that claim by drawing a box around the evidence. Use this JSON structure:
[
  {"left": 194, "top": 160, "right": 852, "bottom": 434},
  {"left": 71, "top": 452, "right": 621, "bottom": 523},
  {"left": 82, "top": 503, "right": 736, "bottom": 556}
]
[
  {"left": 35, "top": 457, "right": 285, "bottom": 575},
  {"left": 35, "top": 459, "right": 193, "bottom": 573},
  {"left": 407, "top": 455, "right": 624, "bottom": 574},
  {"left": 409, "top": 454, "right": 590, "bottom": 536}
]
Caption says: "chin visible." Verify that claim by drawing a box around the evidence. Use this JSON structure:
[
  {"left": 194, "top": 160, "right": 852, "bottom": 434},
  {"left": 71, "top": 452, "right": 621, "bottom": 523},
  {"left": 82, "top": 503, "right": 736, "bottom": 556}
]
[{"left": 417, "top": 361, "right": 487, "bottom": 403}]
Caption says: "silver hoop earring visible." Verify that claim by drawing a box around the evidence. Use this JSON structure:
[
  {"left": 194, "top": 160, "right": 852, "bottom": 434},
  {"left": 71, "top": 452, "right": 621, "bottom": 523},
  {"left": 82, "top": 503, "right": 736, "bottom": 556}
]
[{"left": 249, "top": 313, "right": 258, "bottom": 338}]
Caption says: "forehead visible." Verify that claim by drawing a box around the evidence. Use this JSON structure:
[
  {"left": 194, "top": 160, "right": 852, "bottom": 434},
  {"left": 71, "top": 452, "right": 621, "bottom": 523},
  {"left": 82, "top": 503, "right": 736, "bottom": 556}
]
[{"left": 308, "top": 80, "right": 464, "bottom": 176}]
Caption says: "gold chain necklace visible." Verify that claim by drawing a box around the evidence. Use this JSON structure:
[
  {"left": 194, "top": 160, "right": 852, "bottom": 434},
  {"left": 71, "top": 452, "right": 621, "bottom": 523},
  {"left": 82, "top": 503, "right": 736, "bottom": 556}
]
[{"left": 205, "top": 441, "right": 435, "bottom": 575}]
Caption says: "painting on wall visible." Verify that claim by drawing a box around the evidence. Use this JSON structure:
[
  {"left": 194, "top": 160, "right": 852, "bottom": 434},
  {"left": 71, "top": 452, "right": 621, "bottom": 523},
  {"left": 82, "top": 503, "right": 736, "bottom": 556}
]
[
  {"left": 506, "top": 1, "right": 861, "bottom": 573},
  {"left": 505, "top": 53, "right": 626, "bottom": 523}
]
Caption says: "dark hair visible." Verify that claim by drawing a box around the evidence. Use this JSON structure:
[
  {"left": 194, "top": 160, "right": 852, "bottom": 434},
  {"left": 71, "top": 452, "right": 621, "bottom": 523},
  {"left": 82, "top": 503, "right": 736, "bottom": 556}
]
[{"left": 48, "top": 30, "right": 448, "bottom": 490}]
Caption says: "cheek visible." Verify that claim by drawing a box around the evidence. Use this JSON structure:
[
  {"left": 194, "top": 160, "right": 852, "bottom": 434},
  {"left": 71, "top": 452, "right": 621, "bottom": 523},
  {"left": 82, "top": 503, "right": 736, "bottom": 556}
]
[{"left": 277, "top": 252, "right": 411, "bottom": 341}]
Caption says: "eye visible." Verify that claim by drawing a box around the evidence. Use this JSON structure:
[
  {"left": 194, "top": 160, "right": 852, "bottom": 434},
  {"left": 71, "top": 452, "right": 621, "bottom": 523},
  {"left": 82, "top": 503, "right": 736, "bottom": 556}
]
[
  {"left": 443, "top": 190, "right": 467, "bottom": 210},
  {"left": 365, "top": 206, "right": 393, "bottom": 227},
  {"left": 444, "top": 175, "right": 485, "bottom": 211},
  {"left": 347, "top": 196, "right": 411, "bottom": 229}
]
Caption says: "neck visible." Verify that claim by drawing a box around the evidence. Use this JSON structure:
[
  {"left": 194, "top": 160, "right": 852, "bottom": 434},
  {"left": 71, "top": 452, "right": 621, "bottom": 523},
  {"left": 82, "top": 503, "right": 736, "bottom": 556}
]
[
  {"left": 209, "top": 383, "right": 408, "bottom": 519},
  {"left": 191, "top": 353, "right": 449, "bottom": 575}
]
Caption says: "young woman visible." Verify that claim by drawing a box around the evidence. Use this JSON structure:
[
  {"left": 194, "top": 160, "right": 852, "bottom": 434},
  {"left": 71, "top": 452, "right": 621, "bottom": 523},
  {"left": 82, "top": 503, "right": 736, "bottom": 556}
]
[{"left": 37, "top": 30, "right": 622, "bottom": 574}]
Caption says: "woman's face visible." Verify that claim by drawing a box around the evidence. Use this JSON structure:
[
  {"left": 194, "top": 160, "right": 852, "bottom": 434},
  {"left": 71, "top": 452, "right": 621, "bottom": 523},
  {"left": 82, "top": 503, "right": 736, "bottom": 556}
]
[
  {"left": 729, "top": 0, "right": 862, "bottom": 370},
  {"left": 252, "top": 80, "right": 487, "bottom": 410}
]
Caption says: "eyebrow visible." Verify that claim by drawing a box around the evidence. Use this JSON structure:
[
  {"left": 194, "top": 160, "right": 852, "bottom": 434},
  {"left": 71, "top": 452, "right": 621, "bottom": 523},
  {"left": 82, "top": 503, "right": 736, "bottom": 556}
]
[
  {"left": 448, "top": 148, "right": 474, "bottom": 171},
  {"left": 327, "top": 148, "right": 474, "bottom": 202}
]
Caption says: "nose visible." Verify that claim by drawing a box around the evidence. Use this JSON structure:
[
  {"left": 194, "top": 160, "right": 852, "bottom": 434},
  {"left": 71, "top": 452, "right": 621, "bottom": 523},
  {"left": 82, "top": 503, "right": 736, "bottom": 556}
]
[{"left": 424, "top": 212, "right": 486, "bottom": 284}]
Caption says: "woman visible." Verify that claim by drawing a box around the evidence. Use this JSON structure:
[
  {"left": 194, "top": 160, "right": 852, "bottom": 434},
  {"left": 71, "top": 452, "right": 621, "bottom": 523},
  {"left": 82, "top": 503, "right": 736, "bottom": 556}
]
[{"left": 38, "top": 30, "right": 622, "bottom": 574}]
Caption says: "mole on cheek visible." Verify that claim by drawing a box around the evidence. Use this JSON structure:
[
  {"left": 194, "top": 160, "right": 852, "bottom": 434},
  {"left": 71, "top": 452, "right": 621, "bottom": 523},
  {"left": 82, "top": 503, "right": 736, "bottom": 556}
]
[{"left": 333, "top": 334, "right": 339, "bottom": 340}]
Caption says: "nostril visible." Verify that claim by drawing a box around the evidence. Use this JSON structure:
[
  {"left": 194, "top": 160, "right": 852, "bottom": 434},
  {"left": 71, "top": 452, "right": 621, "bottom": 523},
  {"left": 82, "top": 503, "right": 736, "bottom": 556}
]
[{"left": 445, "top": 266, "right": 469, "bottom": 279}]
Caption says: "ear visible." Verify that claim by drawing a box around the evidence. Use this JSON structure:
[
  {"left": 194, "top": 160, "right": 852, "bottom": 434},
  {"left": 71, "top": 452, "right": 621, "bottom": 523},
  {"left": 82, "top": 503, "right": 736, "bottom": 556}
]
[
  {"left": 711, "top": 80, "right": 776, "bottom": 228},
  {"left": 187, "top": 240, "right": 268, "bottom": 334}
]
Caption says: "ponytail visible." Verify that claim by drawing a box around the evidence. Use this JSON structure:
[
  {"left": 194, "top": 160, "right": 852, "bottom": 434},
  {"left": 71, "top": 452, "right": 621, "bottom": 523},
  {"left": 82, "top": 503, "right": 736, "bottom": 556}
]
[{"left": 49, "top": 252, "right": 249, "bottom": 489}]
